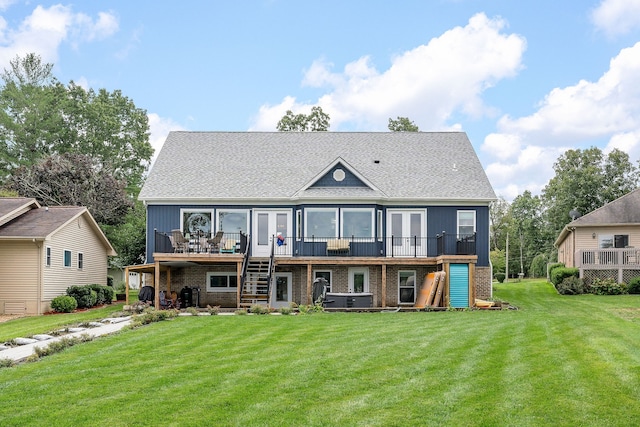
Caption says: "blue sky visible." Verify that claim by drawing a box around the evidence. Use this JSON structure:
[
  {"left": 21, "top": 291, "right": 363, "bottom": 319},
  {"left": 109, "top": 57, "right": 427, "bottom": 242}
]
[{"left": 1, "top": 1, "right": 640, "bottom": 201}]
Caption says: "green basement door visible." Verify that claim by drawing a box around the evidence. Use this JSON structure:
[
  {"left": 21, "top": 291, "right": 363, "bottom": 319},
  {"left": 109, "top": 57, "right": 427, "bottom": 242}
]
[{"left": 449, "top": 264, "right": 469, "bottom": 308}]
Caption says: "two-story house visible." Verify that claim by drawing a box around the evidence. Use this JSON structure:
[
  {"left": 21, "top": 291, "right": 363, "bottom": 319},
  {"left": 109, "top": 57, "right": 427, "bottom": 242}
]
[{"left": 134, "top": 131, "right": 496, "bottom": 309}]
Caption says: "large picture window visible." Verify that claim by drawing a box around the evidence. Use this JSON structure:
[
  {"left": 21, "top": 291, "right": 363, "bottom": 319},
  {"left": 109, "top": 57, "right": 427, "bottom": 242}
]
[
  {"left": 217, "top": 210, "right": 249, "bottom": 235},
  {"left": 305, "top": 208, "right": 337, "bottom": 239},
  {"left": 206, "top": 272, "right": 238, "bottom": 292},
  {"left": 181, "top": 210, "right": 213, "bottom": 236},
  {"left": 341, "top": 208, "right": 374, "bottom": 240}
]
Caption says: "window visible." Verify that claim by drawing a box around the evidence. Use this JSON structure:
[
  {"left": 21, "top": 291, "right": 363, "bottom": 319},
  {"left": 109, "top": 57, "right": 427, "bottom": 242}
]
[
  {"left": 63, "top": 250, "right": 72, "bottom": 268},
  {"left": 457, "top": 210, "right": 476, "bottom": 238},
  {"left": 398, "top": 270, "right": 416, "bottom": 304},
  {"left": 599, "top": 234, "right": 629, "bottom": 249},
  {"left": 181, "top": 209, "right": 213, "bottom": 237},
  {"left": 206, "top": 272, "right": 238, "bottom": 292},
  {"left": 305, "top": 208, "right": 337, "bottom": 239},
  {"left": 217, "top": 210, "right": 249, "bottom": 235},
  {"left": 45, "top": 247, "right": 51, "bottom": 267},
  {"left": 341, "top": 208, "right": 374, "bottom": 240},
  {"left": 348, "top": 267, "right": 369, "bottom": 293},
  {"left": 314, "top": 270, "right": 333, "bottom": 292},
  {"left": 296, "top": 209, "right": 302, "bottom": 241},
  {"left": 77, "top": 252, "right": 84, "bottom": 270}
]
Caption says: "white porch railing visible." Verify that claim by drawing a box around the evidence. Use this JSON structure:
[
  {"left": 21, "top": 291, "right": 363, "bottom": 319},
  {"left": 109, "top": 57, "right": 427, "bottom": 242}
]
[{"left": 576, "top": 248, "right": 640, "bottom": 268}]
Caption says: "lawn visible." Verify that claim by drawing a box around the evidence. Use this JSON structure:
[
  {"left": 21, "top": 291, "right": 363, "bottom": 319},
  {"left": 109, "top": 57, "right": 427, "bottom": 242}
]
[{"left": 0, "top": 280, "right": 639, "bottom": 426}]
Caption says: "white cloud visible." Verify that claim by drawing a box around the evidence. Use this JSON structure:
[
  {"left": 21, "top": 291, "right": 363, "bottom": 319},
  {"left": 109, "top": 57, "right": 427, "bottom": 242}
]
[
  {"left": 0, "top": 5, "right": 118, "bottom": 69},
  {"left": 250, "top": 13, "right": 526, "bottom": 131},
  {"left": 147, "top": 113, "right": 186, "bottom": 167},
  {"left": 591, "top": 0, "right": 640, "bottom": 37},
  {"left": 485, "top": 41, "right": 640, "bottom": 200}
]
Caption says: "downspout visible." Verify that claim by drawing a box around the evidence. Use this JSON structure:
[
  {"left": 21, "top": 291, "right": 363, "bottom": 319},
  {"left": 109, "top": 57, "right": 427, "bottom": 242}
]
[{"left": 35, "top": 239, "right": 42, "bottom": 314}]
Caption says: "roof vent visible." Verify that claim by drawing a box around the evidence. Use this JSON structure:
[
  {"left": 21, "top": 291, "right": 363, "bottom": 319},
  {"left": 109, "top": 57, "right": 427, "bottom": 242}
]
[{"left": 374, "top": 160, "right": 380, "bottom": 164}]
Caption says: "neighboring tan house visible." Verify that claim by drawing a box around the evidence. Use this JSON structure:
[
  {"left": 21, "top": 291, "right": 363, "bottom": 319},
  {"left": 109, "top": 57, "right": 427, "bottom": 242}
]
[
  {"left": 555, "top": 188, "right": 640, "bottom": 284},
  {"left": 0, "top": 197, "right": 117, "bottom": 314},
  {"left": 134, "top": 131, "right": 496, "bottom": 309}
]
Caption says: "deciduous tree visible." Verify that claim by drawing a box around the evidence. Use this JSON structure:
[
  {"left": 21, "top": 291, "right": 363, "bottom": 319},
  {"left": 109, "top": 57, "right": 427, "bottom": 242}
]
[
  {"left": 277, "top": 106, "right": 330, "bottom": 131},
  {"left": 388, "top": 116, "right": 419, "bottom": 132}
]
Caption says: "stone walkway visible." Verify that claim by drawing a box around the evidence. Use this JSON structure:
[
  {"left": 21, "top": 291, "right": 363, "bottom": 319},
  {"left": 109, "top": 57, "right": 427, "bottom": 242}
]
[{"left": 0, "top": 316, "right": 132, "bottom": 363}]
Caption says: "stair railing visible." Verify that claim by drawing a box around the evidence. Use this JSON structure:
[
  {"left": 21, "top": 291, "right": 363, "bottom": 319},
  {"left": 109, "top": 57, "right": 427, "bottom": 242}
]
[
  {"left": 267, "top": 235, "right": 276, "bottom": 307},
  {"left": 240, "top": 233, "right": 251, "bottom": 297}
]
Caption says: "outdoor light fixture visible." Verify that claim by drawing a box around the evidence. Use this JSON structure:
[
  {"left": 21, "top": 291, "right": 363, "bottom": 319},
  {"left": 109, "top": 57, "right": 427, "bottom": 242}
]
[{"left": 592, "top": 233, "right": 596, "bottom": 239}]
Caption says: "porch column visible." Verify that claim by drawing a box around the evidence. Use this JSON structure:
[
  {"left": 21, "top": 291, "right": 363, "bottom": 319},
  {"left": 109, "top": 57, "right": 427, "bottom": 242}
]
[
  {"left": 381, "top": 264, "right": 387, "bottom": 308},
  {"left": 166, "top": 268, "right": 172, "bottom": 295},
  {"left": 306, "top": 263, "right": 312, "bottom": 305},
  {"left": 237, "top": 262, "right": 242, "bottom": 309},
  {"left": 125, "top": 266, "right": 129, "bottom": 305},
  {"left": 154, "top": 260, "right": 160, "bottom": 308},
  {"left": 469, "top": 263, "right": 476, "bottom": 306}
]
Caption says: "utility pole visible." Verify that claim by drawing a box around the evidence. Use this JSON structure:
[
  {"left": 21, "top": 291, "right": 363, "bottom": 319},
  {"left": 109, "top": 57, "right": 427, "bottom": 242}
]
[{"left": 505, "top": 232, "right": 509, "bottom": 283}]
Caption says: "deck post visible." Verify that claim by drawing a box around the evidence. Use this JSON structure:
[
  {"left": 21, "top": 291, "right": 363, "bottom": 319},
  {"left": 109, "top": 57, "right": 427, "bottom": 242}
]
[
  {"left": 381, "top": 264, "right": 387, "bottom": 308},
  {"left": 154, "top": 260, "right": 160, "bottom": 309},
  {"left": 237, "top": 262, "right": 242, "bottom": 309},
  {"left": 306, "top": 263, "right": 312, "bottom": 305}
]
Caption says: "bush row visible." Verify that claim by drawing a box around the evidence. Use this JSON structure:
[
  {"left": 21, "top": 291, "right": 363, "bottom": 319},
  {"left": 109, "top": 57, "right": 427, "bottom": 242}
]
[
  {"left": 555, "top": 274, "right": 640, "bottom": 296},
  {"left": 50, "top": 284, "right": 115, "bottom": 312}
]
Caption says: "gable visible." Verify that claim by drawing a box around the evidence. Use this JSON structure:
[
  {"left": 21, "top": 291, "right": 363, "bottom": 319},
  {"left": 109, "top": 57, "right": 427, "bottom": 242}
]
[{"left": 310, "top": 162, "right": 369, "bottom": 189}]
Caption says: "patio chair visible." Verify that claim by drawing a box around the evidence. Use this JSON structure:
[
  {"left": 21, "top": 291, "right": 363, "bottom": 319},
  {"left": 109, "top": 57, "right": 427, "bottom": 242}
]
[
  {"left": 220, "top": 238, "right": 236, "bottom": 253},
  {"left": 207, "top": 231, "right": 224, "bottom": 253},
  {"left": 171, "top": 229, "right": 189, "bottom": 253}
]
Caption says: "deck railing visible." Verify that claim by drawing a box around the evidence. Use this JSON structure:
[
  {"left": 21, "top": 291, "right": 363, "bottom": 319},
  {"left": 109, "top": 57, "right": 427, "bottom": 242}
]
[
  {"left": 576, "top": 248, "right": 640, "bottom": 268},
  {"left": 153, "top": 230, "right": 477, "bottom": 258}
]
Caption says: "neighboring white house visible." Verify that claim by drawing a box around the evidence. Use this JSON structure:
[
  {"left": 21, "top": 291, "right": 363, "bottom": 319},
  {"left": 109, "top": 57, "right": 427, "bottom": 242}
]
[{"left": 0, "top": 197, "right": 117, "bottom": 314}]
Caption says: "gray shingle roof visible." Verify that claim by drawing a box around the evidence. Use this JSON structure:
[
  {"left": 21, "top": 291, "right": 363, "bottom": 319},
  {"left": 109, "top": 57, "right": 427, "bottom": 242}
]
[
  {"left": 570, "top": 188, "right": 640, "bottom": 225},
  {"left": 0, "top": 206, "right": 86, "bottom": 238},
  {"left": 139, "top": 132, "right": 496, "bottom": 203}
]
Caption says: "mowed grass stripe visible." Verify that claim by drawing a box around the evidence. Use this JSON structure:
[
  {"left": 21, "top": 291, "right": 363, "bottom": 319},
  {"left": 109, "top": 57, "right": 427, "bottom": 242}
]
[{"left": 0, "top": 281, "right": 639, "bottom": 426}]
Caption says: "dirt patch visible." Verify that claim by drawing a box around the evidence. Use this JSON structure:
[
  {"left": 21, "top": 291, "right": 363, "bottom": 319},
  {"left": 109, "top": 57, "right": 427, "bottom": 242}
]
[
  {"left": 0, "top": 314, "right": 28, "bottom": 323},
  {"left": 613, "top": 308, "right": 640, "bottom": 321}
]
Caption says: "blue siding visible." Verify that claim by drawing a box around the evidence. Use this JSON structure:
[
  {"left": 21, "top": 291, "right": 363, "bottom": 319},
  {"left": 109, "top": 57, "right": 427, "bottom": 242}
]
[
  {"left": 449, "top": 263, "right": 469, "bottom": 308},
  {"left": 310, "top": 163, "right": 368, "bottom": 188},
  {"left": 145, "top": 203, "right": 490, "bottom": 264}
]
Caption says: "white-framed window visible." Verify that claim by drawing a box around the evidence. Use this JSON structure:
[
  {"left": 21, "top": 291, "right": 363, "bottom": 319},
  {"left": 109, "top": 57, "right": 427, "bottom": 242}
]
[
  {"left": 314, "top": 270, "right": 333, "bottom": 292},
  {"left": 377, "top": 210, "right": 383, "bottom": 242},
  {"left": 206, "top": 272, "right": 238, "bottom": 292},
  {"left": 296, "top": 209, "right": 302, "bottom": 241},
  {"left": 45, "top": 246, "right": 51, "bottom": 267},
  {"left": 341, "top": 208, "right": 374, "bottom": 240},
  {"left": 457, "top": 210, "right": 476, "bottom": 239},
  {"left": 304, "top": 208, "right": 338, "bottom": 240},
  {"left": 348, "top": 267, "right": 369, "bottom": 293},
  {"left": 217, "top": 209, "right": 249, "bottom": 235},
  {"left": 63, "top": 250, "right": 72, "bottom": 268},
  {"left": 77, "top": 252, "right": 84, "bottom": 270},
  {"left": 181, "top": 209, "right": 214, "bottom": 237},
  {"left": 398, "top": 270, "right": 416, "bottom": 304}
]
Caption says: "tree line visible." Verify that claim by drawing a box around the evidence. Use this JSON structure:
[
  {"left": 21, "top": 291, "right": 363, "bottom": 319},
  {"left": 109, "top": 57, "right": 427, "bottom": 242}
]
[{"left": 491, "top": 147, "right": 639, "bottom": 278}]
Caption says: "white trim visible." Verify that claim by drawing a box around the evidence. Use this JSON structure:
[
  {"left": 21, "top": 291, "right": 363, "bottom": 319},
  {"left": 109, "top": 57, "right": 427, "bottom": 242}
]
[
  {"left": 293, "top": 157, "right": 385, "bottom": 196},
  {"left": 216, "top": 208, "right": 250, "bottom": 234},
  {"left": 457, "top": 210, "right": 476, "bottom": 237},
  {"left": 304, "top": 207, "right": 338, "bottom": 240},
  {"left": 63, "top": 249, "right": 72, "bottom": 268},
  {"left": 206, "top": 271, "right": 238, "bottom": 292},
  {"left": 348, "top": 267, "right": 369, "bottom": 293},
  {"left": 377, "top": 210, "right": 383, "bottom": 242},
  {"left": 180, "top": 209, "right": 214, "bottom": 236},
  {"left": 398, "top": 270, "right": 416, "bottom": 305},
  {"left": 296, "top": 209, "right": 302, "bottom": 241},
  {"left": 341, "top": 208, "right": 375, "bottom": 241},
  {"left": 313, "top": 269, "right": 333, "bottom": 292}
]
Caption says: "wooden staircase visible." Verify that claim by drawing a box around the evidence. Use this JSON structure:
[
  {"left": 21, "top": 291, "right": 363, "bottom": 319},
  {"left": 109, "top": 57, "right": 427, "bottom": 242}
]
[{"left": 239, "top": 257, "right": 271, "bottom": 308}]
